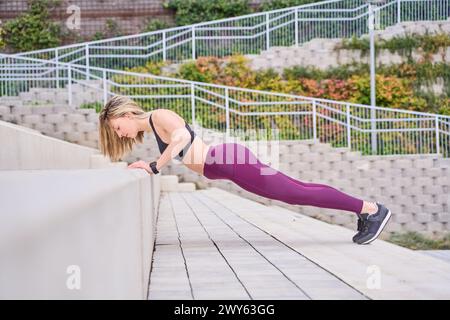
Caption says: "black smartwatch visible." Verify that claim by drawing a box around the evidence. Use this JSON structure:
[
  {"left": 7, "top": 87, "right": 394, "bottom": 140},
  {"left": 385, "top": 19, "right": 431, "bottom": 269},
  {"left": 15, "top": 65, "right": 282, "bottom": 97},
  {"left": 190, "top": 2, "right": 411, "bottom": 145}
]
[{"left": 149, "top": 161, "right": 160, "bottom": 174}]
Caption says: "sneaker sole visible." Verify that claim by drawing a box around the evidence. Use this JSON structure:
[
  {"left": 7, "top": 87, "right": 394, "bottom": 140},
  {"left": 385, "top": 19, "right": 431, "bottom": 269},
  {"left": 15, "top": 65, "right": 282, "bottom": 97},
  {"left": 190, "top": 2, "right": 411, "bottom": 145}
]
[{"left": 360, "top": 210, "right": 392, "bottom": 245}]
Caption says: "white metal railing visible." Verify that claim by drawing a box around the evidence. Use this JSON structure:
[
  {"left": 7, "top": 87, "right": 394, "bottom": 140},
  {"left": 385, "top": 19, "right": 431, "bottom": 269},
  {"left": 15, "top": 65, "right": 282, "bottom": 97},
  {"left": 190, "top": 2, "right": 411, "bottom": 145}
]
[
  {"left": 11, "top": 0, "right": 449, "bottom": 71},
  {"left": 1, "top": 54, "right": 449, "bottom": 158}
]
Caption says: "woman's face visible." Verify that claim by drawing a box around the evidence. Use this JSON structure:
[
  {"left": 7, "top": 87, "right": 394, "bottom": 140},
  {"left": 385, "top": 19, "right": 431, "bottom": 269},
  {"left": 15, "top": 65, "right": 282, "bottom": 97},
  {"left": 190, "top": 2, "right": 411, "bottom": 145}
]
[{"left": 109, "top": 113, "right": 138, "bottom": 139}]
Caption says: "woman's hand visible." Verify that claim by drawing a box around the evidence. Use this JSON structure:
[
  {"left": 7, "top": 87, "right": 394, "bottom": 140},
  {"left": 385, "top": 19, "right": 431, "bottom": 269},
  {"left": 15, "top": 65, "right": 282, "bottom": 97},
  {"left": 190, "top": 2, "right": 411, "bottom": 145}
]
[{"left": 128, "top": 160, "right": 152, "bottom": 175}]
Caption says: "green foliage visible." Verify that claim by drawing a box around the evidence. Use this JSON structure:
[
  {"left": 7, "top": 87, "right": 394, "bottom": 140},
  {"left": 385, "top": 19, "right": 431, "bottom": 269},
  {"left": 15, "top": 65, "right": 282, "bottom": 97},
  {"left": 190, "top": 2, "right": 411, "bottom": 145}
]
[
  {"left": 284, "top": 63, "right": 370, "bottom": 81},
  {"left": 2, "top": 0, "right": 62, "bottom": 52},
  {"left": 177, "top": 60, "right": 216, "bottom": 83},
  {"left": 388, "top": 231, "right": 450, "bottom": 250},
  {"left": 259, "top": 0, "right": 321, "bottom": 11},
  {"left": 340, "top": 33, "right": 450, "bottom": 59},
  {"left": 144, "top": 19, "right": 174, "bottom": 33},
  {"left": 0, "top": 25, "right": 5, "bottom": 49},
  {"left": 163, "top": 0, "right": 252, "bottom": 26},
  {"left": 124, "top": 60, "right": 168, "bottom": 76},
  {"left": 90, "top": 18, "right": 122, "bottom": 41}
]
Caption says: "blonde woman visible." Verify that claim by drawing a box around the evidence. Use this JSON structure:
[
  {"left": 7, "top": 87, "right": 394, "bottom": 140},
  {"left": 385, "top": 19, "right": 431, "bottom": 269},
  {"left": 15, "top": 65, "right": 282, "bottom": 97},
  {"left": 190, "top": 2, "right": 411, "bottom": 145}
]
[{"left": 98, "top": 95, "right": 392, "bottom": 245}]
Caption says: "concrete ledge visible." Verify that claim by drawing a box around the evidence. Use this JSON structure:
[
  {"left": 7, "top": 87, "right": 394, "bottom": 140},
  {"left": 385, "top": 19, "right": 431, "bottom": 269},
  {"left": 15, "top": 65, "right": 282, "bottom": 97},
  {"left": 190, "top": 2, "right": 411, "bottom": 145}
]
[
  {"left": 0, "top": 168, "right": 160, "bottom": 299},
  {"left": 0, "top": 120, "right": 103, "bottom": 170}
]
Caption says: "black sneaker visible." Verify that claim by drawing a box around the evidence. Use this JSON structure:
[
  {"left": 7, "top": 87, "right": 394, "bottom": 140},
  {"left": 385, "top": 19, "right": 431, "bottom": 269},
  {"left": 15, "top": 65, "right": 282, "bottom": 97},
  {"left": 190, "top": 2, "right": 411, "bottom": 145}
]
[
  {"left": 355, "top": 202, "right": 392, "bottom": 245},
  {"left": 352, "top": 213, "right": 369, "bottom": 243}
]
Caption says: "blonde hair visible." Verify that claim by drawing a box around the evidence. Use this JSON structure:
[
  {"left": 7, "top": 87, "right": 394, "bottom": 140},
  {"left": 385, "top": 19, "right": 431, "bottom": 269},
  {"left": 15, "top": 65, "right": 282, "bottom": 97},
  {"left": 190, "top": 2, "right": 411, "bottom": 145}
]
[{"left": 98, "top": 95, "right": 151, "bottom": 162}]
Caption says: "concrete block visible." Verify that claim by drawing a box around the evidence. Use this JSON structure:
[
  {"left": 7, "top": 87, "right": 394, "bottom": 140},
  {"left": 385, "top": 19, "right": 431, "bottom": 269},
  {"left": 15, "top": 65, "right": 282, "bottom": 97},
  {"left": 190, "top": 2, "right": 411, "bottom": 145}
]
[
  {"left": 161, "top": 175, "right": 179, "bottom": 191},
  {"left": 178, "top": 183, "right": 196, "bottom": 192},
  {"left": 436, "top": 176, "right": 449, "bottom": 186},
  {"left": 35, "top": 123, "right": 54, "bottom": 133},
  {"left": 67, "top": 114, "right": 86, "bottom": 123},
  {"left": 414, "top": 213, "right": 433, "bottom": 223},
  {"left": 352, "top": 160, "right": 370, "bottom": 171},
  {"left": 392, "top": 159, "right": 413, "bottom": 169},
  {"left": 77, "top": 122, "right": 97, "bottom": 132},
  {"left": 301, "top": 153, "right": 321, "bottom": 162},
  {"left": 11, "top": 106, "right": 32, "bottom": 116},
  {"left": 31, "top": 106, "right": 54, "bottom": 115},
  {"left": 57, "top": 123, "right": 75, "bottom": 133},
  {"left": 22, "top": 114, "right": 43, "bottom": 125},
  {"left": 404, "top": 221, "right": 427, "bottom": 232},
  {"left": 290, "top": 162, "right": 311, "bottom": 172},
  {"left": 423, "top": 203, "right": 443, "bottom": 214},
  {"left": 0, "top": 105, "right": 11, "bottom": 115},
  {"left": 45, "top": 114, "right": 65, "bottom": 124},
  {"left": 413, "top": 158, "right": 434, "bottom": 169},
  {"left": 66, "top": 131, "right": 84, "bottom": 142},
  {"left": 291, "top": 144, "right": 309, "bottom": 154}
]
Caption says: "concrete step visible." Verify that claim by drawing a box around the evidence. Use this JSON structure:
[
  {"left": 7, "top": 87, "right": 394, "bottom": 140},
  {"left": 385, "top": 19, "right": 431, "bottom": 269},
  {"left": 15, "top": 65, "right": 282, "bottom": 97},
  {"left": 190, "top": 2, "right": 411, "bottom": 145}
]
[{"left": 160, "top": 175, "right": 196, "bottom": 192}]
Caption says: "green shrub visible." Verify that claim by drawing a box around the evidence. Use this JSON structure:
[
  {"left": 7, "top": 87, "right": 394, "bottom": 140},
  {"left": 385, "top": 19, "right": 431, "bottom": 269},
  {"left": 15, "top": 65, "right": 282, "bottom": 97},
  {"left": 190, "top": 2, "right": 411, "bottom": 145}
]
[
  {"left": 259, "top": 0, "right": 322, "bottom": 11},
  {"left": 388, "top": 231, "right": 450, "bottom": 250},
  {"left": 3, "top": 0, "right": 62, "bottom": 52},
  {"left": 164, "top": 0, "right": 252, "bottom": 26},
  {"left": 80, "top": 101, "right": 102, "bottom": 113},
  {"left": 339, "top": 33, "right": 450, "bottom": 59},
  {"left": 144, "top": 19, "right": 173, "bottom": 33}
]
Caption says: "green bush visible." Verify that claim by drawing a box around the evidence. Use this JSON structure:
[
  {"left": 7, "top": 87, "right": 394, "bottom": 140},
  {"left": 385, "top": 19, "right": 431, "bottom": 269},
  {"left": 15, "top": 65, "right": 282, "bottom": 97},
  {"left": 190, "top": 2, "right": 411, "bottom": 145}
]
[
  {"left": 80, "top": 102, "right": 103, "bottom": 113},
  {"left": 144, "top": 19, "right": 174, "bottom": 33},
  {"left": 339, "top": 33, "right": 450, "bottom": 59},
  {"left": 259, "top": 0, "right": 322, "bottom": 11},
  {"left": 163, "top": 0, "right": 252, "bottom": 26},
  {"left": 388, "top": 231, "right": 450, "bottom": 250},
  {"left": 2, "top": 0, "right": 62, "bottom": 52}
]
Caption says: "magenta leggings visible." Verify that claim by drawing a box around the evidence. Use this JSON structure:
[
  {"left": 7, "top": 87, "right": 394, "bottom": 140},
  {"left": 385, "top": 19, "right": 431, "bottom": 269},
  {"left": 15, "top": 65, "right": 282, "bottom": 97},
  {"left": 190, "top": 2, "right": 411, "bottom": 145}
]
[{"left": 203, "top": 143, "right": 364, "bottom": 214}]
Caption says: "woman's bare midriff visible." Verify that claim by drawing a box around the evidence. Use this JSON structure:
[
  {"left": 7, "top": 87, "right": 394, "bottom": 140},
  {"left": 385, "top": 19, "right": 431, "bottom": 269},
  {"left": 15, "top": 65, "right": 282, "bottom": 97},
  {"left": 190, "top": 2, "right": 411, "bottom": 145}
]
[{"left": 181, "top": 136, "right": 211, "bottom": 176}]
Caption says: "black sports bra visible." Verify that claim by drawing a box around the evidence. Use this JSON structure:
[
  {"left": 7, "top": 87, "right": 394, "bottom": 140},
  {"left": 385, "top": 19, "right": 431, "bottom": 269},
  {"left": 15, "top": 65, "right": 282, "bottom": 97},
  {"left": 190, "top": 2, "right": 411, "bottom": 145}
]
[{"left": 149, "top": 112, "right": 196, "bottom": 161}]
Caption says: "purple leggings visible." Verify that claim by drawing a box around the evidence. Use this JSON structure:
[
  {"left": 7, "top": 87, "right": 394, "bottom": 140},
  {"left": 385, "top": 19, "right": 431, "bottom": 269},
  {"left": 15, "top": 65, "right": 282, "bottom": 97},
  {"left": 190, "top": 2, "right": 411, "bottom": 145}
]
[{"left": 203, "top": 143, "right": 364, "bottom": 214}]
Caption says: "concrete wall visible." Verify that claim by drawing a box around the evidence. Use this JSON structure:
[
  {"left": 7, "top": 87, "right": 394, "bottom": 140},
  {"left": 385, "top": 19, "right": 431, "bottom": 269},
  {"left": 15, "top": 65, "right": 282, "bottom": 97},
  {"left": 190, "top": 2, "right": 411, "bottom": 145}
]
[
  {"left": 0, "top": 168, "right": 159, "bottom": 299},
  {"left": 0, "top": 118, "right": 160, "bottom": 299}
]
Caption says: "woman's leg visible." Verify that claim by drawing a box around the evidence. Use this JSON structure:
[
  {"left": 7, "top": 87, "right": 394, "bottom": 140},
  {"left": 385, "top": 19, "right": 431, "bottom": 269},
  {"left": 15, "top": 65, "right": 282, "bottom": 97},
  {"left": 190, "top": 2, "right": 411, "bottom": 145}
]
[{"left": 204, "top": 143, "right": 364, "bottom": 214}]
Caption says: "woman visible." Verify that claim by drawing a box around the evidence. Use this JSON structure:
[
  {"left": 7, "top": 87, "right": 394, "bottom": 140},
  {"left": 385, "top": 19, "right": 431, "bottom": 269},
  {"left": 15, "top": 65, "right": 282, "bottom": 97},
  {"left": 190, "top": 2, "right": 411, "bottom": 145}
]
[{"left": 99, "top": 95, "right": 392, "bottom": 245}]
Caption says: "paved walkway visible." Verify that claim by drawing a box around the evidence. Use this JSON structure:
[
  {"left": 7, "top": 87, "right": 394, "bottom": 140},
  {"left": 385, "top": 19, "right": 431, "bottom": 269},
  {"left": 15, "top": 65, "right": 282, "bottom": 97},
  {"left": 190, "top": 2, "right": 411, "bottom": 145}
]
[
  {"left": 148, "top": 188, "right": 450, "bottom": 300},
  {"left": 418, "top": 250, "right": 450, "bottom": 264}
]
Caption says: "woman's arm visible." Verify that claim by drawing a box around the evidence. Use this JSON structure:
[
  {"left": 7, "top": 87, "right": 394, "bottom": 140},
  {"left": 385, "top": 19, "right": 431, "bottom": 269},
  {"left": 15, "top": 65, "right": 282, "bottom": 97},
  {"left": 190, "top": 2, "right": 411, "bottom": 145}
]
[{"left": 153, "top": 110, "right": 192, "bottom": 171}]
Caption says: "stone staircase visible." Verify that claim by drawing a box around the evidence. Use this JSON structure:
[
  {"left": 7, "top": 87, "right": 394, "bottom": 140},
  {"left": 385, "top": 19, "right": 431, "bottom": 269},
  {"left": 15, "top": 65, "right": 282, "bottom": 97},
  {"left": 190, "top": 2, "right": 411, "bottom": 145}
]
[
  {"left": 246, "top": 19, "right": 450, "bottom": 74},
  {"left": 1, "top": 88, "right": 449, "bottom": 238},
  {"left": 3, "top": 79, "right": 104, "bottom": 108}
]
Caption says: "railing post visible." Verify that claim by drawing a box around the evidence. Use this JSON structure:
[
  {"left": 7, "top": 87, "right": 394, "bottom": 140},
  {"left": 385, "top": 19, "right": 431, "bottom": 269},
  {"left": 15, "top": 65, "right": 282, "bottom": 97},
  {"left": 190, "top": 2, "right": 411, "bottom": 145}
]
[
  {"left": 294, "top": 9, "right": 299, "bottom": 47},
  {"left": 346, "top": 104, "right": 351, "bottom": 149},
  {"left": 103, "top": 69, "right": 107, "bottom": 105},
  {"left": 162, "top": 31, "right": 167, "bottom": 61},
  {"left": 67, "top": 64, "right": 72, "bottom": 107},
  {"left": 435, "top": 116, "right": 440, "bottom": 156},
  {"left": 368, "top": 3, "right": 378, "bottom": 154},
  {"left": 397, "top": 0, "right": 401, "bottom": 24},
  {"left": 191, "top": 83, "right": 196, "bottom": 132},
  {"left": 266, "top": 12, "right": 270, "bottom": 51},
  {"left": 85, "top": 44, "right": 90, "bottom": 80},
  {"left": 55, "top": 49, "right": 59, "bottom": 89},
  {"left": 191, "top": 27, "right": 196, "bottom": 60},
  {"left": 312, "top": 100, "right": 317, "bottom": 141},
  {"left": 225, "top": 87, "right": 230, "bottom": 139}
]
